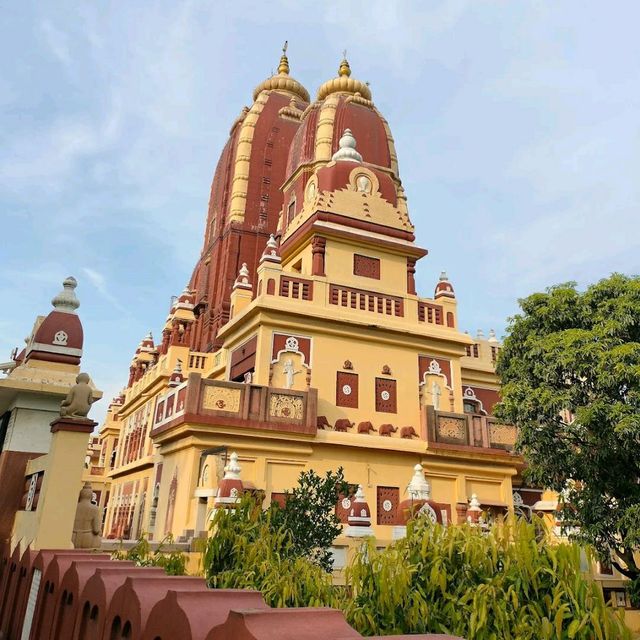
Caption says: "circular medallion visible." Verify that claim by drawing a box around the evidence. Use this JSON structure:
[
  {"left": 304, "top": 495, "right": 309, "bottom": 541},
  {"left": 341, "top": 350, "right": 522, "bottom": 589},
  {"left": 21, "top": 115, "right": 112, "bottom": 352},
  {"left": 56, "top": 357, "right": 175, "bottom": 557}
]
[
  {"left": 285, "top": 336, "right": 299, "bottom": 351},
  {"left": 341, "top": 498, "right": 351, "bottom": 510},
  {"left": 342, "top": 384, "right": 352, "bottom": 396},
  {"left": 382, "top": 499, "right": 393, "bottom": 512},
  {"left": 381, "top": 390, "right": 390, "bottom": 401}
]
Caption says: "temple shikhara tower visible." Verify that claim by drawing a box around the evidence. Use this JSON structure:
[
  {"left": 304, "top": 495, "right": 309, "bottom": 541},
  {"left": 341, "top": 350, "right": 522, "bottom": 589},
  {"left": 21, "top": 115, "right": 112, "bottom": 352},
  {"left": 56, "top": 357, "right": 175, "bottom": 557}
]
[{"left": 88, "top": 47, "right": 535, "bottom": 551}]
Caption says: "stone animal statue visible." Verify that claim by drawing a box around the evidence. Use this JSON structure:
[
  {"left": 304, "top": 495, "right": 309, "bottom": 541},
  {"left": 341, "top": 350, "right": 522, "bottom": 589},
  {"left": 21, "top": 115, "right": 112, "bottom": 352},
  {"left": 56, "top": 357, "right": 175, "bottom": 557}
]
[
  {"left": 60, "top": 373, "right": 96, "bottom": 419},
  {"left": 379, "top": 423, "right": 397, "bottom": 437},
  {"left": 400, "top": 426, "right": 418, "bottom": 439},
  {"left": 334, "top": 419, "right": 354, "bottom": 432},
  {"left": 357, "top": 421, "right": 376, "bottom": 434},
  {"left": 72, "top": 482, "right": 102, "bottom": 549},
  {"left": 317, "top": 416, "right": 332, "bottom": 430}
]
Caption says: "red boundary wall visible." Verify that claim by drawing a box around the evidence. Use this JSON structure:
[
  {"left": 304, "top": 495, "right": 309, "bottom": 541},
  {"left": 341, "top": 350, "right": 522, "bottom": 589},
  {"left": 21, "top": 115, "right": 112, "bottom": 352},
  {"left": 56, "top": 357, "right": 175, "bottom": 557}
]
[{"left": 0, "top": 545, "right": 464, "bottom": 639}]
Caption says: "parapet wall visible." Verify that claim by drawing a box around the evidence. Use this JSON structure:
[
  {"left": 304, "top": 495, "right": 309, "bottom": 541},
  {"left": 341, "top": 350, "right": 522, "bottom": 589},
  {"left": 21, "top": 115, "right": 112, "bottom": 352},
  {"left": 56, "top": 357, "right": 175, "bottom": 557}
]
[{"left": 0, "top": 544, "right": 464, "bottom": 639}]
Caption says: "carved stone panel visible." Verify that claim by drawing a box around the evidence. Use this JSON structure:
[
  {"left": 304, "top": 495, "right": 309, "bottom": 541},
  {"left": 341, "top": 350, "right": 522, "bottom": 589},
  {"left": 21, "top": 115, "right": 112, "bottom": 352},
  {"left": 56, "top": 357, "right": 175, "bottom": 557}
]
[
  {"left": 376, "top": 486, "right": 400, "bottom": 525},
  {"left": 269, "top": 393, "right": 304, "bottom": 420},
  {"left": 336, "top": 372, "right": 358, "bottom": 408},
  {"left": 375, "top": 378, "right": 397, "bottom": 413},
  {"left": 202, "top": 386, "right": 241, "bottom": 413},
  {"left": 488, "top": 421, "right": 517, "bottom": 449},
  {"left": 353, "top": 254, "right": 381, "bottom": 279},
  {"left": 436, "top": 415, "right": 467, "bottom": 444}
]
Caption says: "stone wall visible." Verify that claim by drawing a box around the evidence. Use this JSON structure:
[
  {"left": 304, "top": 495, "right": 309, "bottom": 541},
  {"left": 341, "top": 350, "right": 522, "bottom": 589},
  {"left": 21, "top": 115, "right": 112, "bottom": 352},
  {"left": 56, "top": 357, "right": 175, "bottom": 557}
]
[{"left": 0, "top": 543, "right": 464, "bottom": 639}]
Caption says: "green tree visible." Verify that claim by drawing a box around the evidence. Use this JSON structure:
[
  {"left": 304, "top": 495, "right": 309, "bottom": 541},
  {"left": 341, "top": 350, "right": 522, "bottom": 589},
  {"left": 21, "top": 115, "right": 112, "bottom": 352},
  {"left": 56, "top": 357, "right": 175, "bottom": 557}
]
[
  {"left": 204, "top": 467, "right": 350, "bottom": 581},
  {"left": 495, "top": 275, "right": 640, "bottom": 589},
  {"left": 269, "top": 467, "right": 351, "bottom": 571},
  {"left": 345, "top": 518, "right": 630, "bottom": 639},
  {"left": 203, "top": 498, "right": 341, "bottom": 608}
]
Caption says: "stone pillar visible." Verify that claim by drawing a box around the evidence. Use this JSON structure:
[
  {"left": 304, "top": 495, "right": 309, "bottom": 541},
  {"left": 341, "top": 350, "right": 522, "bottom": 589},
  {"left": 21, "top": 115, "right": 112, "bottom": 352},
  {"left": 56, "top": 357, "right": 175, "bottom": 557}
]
[
  {"left": 407, "top": 258, "right": 416, "bottom": 295},
  {"left": 11, "top": 417, "right": 97, "bottom": 552},
  {"left": 311, "top": 236, "right": 326, "bottom": 276}
]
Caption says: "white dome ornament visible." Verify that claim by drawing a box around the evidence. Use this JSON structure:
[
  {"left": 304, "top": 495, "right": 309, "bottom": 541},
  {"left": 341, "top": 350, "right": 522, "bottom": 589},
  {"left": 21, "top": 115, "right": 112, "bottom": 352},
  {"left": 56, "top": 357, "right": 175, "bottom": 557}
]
[
  {"left": 332, "top": 129, "right": 363, "bottom": 163},
  {"left": 51, "top": 276, "right": 80, "bottom": 313},
  {"left": 233, "top": 263, "right": 252, "bottom": 290}
]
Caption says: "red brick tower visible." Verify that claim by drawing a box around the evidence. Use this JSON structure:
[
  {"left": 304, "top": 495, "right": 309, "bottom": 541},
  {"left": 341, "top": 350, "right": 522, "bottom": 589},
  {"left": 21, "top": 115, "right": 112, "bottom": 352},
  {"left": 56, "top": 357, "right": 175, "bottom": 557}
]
[{"left": 188, "top": 45, "right": 310, "bottom": 351}]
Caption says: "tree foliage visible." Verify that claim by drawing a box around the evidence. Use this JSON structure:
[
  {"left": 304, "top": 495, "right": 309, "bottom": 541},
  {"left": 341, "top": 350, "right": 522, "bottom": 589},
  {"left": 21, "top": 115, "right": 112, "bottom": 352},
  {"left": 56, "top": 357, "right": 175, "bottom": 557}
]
[
  {"left": 346, "top": 518, "right": 629, "bottom": 639},
  {"left": 203, "top": 498, "right": 341, "bottom": 607},
  {"left": 112, "top": 533, "right": 187, "bottom": 575},
  {"left": 204, "top": 467, "right": 350, "bottom": 579},
  {"left": 204, "top": 501, "right": 629, "bottom": 638},
  {"left": 495, "top": 275, "right": 640, "bottom": 583},
  {"left": 269, "top": 467, "right": 351, "bottom": 571}
]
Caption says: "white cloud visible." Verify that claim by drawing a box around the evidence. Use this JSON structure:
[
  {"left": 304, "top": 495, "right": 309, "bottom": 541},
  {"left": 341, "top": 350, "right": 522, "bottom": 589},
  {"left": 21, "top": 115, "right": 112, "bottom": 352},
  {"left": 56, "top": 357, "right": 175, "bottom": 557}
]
[
  {"left": 82, "top": 267, "right": 128, "bottom": 314},
  {"left": 40, "top": 20, "right": 72, "bottom": 69}
]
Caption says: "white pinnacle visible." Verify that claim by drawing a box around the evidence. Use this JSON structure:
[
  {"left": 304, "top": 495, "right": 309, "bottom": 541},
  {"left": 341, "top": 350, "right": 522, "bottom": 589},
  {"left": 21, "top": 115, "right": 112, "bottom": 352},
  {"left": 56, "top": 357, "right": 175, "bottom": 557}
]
[
  {"left": 51, "top": 276, "right": 80, "bottom": 313},
  {"left": 223, "top": 452, "right": 242, "bottom": 480},
  {"left": 407, "top": 463, "right": 430, "bottom": 501},
  {"left": 332, "top": 129, "right": 363, "bottom": 163}
]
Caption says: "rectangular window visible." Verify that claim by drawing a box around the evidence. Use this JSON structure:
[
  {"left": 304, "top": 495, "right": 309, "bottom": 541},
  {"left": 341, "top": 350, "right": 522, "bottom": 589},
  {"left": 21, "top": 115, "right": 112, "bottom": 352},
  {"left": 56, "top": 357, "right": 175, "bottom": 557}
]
[
  {"left": 375, "top": 378, "right": 397, "bottom": 413},
  {"left": 336, "top": 372, "right": 358, "bottom": 408},
  {"left": 287, "top": 200, "right": 296, "bottom": 223}
]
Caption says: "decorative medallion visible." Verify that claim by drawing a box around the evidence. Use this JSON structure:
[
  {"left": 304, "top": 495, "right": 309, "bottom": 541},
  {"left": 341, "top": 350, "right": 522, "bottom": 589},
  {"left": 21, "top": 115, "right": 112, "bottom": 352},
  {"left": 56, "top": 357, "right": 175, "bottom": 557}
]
[
  {"left": 428, "top": 359, "right": 442, "bottom": 375},
  {"left": 382, "top": 499, "right": 393, "bottom": 512},
  {"left": 53, "top": 330, "right": 68, "bottom": 346},
  {"left": 341, "top": 497, "right": 351, "bottom": 510},
  {"left": 343, "top": 360, "right": 353, "bottom": 370},
  {"left": 342, "top": 384, "right": 352, "bottom": 396},
  {"left": 381, "top": 390, "right": 390, "bottom": 401},
  {"left": 285, "top": 336, "right": 299, "bottom": 351},
  {"left": 381, "top": 364, "right": 391, "bottom": 375},
  {"left": 230, "top": 488, "right": 239, "bottom": 498}
]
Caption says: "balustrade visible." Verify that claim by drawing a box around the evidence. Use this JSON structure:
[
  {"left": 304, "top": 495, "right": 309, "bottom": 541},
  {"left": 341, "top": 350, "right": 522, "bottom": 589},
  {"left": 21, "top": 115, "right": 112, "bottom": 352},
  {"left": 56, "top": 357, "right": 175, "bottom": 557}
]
[
  {"left": 425, "top": 406, "right": 517, "bottom": 452},
  {"left": 329, "top": 284, "right": 404, "bottom": 317}
]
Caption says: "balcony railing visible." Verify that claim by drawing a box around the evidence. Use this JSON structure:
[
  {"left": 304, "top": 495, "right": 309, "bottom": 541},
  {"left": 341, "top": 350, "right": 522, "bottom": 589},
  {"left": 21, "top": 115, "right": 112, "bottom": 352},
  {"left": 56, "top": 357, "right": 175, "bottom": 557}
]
[
  {"left": 151, "top": 375, "right": 317, "bottom": 436},
  {"left": 329, "top": 284, "right": 404, "bottom": 317},
  {"left": 425, "top": 407, "right": 517, "bottom": 452}
]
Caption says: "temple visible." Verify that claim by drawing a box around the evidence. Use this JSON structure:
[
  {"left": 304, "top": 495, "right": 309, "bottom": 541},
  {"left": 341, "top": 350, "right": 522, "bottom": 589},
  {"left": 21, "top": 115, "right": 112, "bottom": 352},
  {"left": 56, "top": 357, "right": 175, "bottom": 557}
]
[{"left": 86, "top": 47, "right": 533, "bottom": 552}]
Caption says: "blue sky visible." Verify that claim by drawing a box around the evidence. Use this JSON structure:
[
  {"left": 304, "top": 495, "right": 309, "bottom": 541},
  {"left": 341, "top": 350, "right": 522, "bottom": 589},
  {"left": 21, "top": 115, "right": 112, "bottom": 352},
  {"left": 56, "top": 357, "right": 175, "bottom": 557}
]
[{"left": 2, "top": 1, "right": 639, "bottom": 425}]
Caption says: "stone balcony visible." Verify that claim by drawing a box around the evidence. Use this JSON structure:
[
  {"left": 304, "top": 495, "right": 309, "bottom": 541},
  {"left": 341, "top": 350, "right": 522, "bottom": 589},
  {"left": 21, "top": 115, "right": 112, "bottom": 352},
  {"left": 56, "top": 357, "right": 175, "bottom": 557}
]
[
  {"left": 425, "top": 406, "right": 517, "bottom": 454},
  {"left": 150, "top": 373, "right": 318, "bottom": 438}
]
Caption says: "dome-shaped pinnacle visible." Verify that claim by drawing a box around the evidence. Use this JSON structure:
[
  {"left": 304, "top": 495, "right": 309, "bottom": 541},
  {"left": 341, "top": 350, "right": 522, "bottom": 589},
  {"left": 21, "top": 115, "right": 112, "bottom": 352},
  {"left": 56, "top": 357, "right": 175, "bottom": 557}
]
[
  {"left": 253, "top": 42, "right": 310, "bottom": 103},
  {"left": 332, "top": 129, "right": 363, "bottom": 163},
  {"left": 278, "top": 41, "right": 290, "bottom": 75},
  {"left": 317, "top": 53, "right": 371, "bottom": 101},
  {"left": 339, "top": 52, "right": 351, "bottom": 77},
  {"left": 51, "top": 276, "right": 80, "bottom": 313}
]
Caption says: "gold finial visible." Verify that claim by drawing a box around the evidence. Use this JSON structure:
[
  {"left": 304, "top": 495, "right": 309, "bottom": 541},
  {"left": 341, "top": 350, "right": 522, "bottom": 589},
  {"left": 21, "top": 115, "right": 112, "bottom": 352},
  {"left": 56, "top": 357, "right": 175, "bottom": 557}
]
[
  {"left": 278, "top": 40, "right": 290, "bottom": 75},
  {"left": 338, "top": 51, "right": 351, "bottom": 77}
]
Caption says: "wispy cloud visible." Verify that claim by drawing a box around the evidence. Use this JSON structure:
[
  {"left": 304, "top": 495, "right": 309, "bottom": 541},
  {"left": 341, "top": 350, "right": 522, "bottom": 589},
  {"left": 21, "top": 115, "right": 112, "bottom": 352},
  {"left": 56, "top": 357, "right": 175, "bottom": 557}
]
[
  {"left": 40, "top": 20, "right": 72, "bottom": 69},
  {"left": 82, "top": 267, "right": 128, "bottom": 314}
]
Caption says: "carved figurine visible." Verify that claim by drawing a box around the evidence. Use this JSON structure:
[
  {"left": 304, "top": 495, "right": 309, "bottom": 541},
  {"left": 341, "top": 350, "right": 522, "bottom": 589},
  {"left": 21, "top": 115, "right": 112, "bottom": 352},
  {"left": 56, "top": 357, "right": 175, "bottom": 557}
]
[
  {"left": 60, "top": 373, "right": 96, "bottom": 419},
  {"left": 72, "top": 483, "right": 102, "bottom": 549},
  {"left": 400, "top": 426, "right": 418, "bottom": 439},
  {"left": 431, "top": 382, "right": 442, "bottom": 410},
  {"left": 317, "top": 416, "right": 332, "bottom": 430},
  {"left": 283, "top": 359, "right": 301, "bottom": 389},
  {"left": 379, "top": 423, "right": 397, "bottom": 437},
  {"left": 334, "top": 419, "right": 354, "bottom": 432},
  {"left": 357, "top": 421, "right": 376, "bottom": 434}
]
